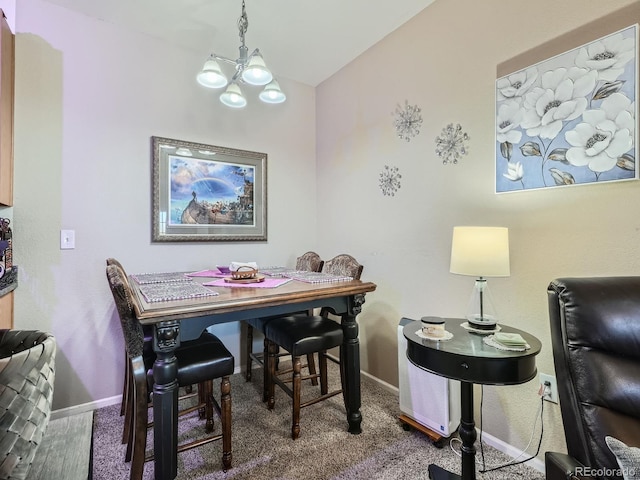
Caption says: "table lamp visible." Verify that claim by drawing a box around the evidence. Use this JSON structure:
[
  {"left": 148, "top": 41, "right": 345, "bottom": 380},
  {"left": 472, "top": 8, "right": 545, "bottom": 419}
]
[{"left": 450, "top": 226, "right": 510, "bottom": 329}]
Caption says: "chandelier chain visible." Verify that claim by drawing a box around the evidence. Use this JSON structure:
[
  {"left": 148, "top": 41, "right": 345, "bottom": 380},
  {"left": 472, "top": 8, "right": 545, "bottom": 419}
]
[{"left": 238, "top": 0, "right": 248, "bottom": 47}]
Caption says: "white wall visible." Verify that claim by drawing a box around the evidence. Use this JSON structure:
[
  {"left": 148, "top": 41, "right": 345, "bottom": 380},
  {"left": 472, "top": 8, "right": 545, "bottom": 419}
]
[
  {"left": 0, "top": 0, "right": 15, "bottom": 32},
  {"left": 13, "top": 0, "right": 317, "bottom": 410},
  {"left": 316, "top": 0, "right": 639, "bottom": 463}
]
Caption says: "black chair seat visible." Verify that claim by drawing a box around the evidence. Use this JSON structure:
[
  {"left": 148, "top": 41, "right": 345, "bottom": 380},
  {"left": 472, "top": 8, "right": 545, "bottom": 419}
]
[
  {"left": 246, "top": 312, "right": 309, "bottom": 335},
  {"left": 265, "top": 316, "right": 343, "bottom": 357},
  {"left": 146, "top": 332, "right": 234, "bottom": 388}
]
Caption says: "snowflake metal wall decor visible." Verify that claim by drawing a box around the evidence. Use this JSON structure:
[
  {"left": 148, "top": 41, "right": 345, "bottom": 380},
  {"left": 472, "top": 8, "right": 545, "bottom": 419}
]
[
  {"left": 435, "top": 123, "right": 470, "bottom": 164},
  {"left": 379, "top": 165, "right": 402, "bottom": 196},
  {"left": 393, "top": 100, "right": 423, "bottom": 142}
]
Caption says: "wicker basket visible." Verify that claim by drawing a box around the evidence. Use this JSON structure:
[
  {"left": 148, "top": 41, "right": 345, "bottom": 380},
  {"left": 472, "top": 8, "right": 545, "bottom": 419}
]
[
  {"left": 231, "top": 266, "right": 258, "bottom": 280},
  {"left": 0, "top": 330, "right": 56, "bottom": 480}
]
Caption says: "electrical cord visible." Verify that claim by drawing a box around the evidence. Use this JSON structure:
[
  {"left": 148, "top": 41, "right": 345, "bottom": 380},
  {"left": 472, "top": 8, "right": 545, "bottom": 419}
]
[
  {"left": 478, "top": 384, "right": 546, "bottom": 473},
  {"left": 447, "top": 384, "right": 546, "bottom": 471}
]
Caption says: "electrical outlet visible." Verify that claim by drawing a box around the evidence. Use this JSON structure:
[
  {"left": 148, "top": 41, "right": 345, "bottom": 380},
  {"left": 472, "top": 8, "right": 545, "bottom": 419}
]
[{"left": 539, "top": 373, "right": 558, "bottom": 403}]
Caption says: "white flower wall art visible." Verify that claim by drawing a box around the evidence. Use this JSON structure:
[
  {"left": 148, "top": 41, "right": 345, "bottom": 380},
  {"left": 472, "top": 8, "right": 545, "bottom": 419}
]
[{"left": 495, "top": 25, "right": 637, "bottom": 193}]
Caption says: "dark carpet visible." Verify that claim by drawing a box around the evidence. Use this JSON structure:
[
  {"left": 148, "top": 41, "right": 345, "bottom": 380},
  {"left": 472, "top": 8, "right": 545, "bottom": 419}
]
[{"left": 91, "top": 362, "right": 545, "bottom": 479}]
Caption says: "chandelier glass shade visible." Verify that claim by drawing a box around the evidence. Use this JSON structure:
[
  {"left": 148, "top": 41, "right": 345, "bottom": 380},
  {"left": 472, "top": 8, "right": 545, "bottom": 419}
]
[
  {"left": 196, "top": 58, "right": 228, "bottom": 89},
  {"left": 242, "top": 51, "right": 272, "bottom": 85},
  {"left": 197, "top": 0, "right": 285, "bottom": 108},
  {"left": 259, "top": 79, "right": 286, "bottom": 104},
  {"left": 220, "top": 82, "right": 248, "bottom": 108}
]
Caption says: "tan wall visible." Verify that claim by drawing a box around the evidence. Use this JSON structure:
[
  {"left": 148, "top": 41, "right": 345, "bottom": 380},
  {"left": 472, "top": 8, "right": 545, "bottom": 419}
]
[{"left": 316, "top": 0, "right": 639, "bottom": 463}]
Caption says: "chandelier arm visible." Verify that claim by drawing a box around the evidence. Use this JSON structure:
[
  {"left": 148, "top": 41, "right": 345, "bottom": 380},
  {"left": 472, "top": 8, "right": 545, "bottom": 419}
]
[
  {"left": 230, "top": 70, "right": 242, "bottom": 83},
  {"left": 212, "top": 54, "right": 238, "bottom": 66}
]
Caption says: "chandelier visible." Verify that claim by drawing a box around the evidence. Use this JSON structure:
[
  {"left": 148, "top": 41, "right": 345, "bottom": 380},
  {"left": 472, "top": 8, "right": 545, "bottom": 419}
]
[{"left": 196, "top": 0, "right": 286, "bottom": 108}]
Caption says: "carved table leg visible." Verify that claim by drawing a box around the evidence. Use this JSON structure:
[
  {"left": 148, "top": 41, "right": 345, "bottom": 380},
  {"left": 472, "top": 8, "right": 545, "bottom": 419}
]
[
  {"left": 459, "top": 382, "right": 477, "bottom": 480},
  {"left": 427, "top": 381, "right": 476, "bottom": 480},
  {"left": 341, "top": 294, "right": 365, "bottom": 434},
  {"left": 152, "top": 322, "right": 180, "bottom": 480}
]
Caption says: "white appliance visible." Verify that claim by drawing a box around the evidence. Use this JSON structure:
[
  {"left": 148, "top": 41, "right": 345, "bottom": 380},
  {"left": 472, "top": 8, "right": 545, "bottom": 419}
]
[{"left": 398, "top": 317, "right": 461, "bottom": 437}]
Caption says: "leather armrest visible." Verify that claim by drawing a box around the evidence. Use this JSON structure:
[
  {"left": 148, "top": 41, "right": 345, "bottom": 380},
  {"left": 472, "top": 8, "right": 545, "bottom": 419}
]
[{"left": 545, "top": 452, "right": 588, "bottom": 480}]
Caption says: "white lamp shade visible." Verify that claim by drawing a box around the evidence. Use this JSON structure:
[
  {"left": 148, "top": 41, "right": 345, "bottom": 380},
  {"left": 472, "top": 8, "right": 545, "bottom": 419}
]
[
  {"left": 219, "top": 82, "right": 247, "bottom": 108},
  {"left": 241, "top": 51, "right": 273, "bottom": 86},
  {"left": 450, "top": 226, "right": 510, "bottom": 277},
  {"left": 259, "top": 79, "right": 286, "bottom": 104},
  {"left": 197, "top": 58, "right": 228, "bottom": 89}
]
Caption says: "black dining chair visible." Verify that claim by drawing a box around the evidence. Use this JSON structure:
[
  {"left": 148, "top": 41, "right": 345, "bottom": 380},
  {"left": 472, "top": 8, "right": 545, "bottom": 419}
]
[
  {"left": 264, "top": 253, "right": 363, "bottom": 439},
  {"left": 106, "top": 259, "right": 153, "bottom": 438},
  {"left": 106, "top": 263, "right": 234, "bottom": 480},
  {"left": 244, "top": 251, "right": 324, "bottom": 401},
  {"left": 107, "top": 258, "right": 195, "bottom": 451}
]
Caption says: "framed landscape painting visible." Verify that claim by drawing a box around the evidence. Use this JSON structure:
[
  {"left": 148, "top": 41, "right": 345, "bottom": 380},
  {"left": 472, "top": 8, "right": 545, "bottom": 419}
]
[
  {"left": 496, "top": 5, "right": 638, "bottom": 193},
  {"left": 152, "top": 136, "right": 267, "bottom": 242}
]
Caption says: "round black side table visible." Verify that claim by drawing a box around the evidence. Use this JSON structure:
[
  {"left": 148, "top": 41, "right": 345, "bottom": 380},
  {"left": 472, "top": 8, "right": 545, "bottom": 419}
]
[{"left": 403, "top": 318, "right": 541, "bottom": 480}]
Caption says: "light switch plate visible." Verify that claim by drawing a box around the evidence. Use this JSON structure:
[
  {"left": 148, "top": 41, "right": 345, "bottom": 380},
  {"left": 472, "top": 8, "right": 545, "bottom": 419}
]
[{"left": 60, "top": 230, "right": 75, "bottom": 249}]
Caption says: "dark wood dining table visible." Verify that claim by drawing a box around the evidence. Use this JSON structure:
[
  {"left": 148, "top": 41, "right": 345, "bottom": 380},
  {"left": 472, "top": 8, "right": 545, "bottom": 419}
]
[{"left": 129, "top": 273, "right": 377, "bottom": 480}]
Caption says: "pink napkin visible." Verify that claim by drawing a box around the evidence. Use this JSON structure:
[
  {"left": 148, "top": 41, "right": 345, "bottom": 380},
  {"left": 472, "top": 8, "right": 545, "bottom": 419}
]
[{"left": 204, "top": 277, "right": 292, "bottom": 288}]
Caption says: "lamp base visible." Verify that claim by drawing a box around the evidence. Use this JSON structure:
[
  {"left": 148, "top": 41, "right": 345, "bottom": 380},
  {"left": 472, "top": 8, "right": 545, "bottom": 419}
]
[
  {"left": 465, "top": 278, "right": 500, "bottom": 330},
  {"left": 466, "top": 314, "right": 497, "bottom": 330}
]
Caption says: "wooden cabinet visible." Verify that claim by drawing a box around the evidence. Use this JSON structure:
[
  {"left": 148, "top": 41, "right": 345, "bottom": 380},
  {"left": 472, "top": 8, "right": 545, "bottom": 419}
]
[
  {"left": 0, "top": 10, "right": 14, "bottom": 207},
  {"left": 0, "top": 290, "right": 13, "bottom": 329}
]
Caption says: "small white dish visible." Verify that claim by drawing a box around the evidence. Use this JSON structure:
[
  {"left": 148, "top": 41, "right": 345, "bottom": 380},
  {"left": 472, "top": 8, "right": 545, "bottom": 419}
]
[{"left": 416, "top": 329, "right": 453, "bottom": 342}]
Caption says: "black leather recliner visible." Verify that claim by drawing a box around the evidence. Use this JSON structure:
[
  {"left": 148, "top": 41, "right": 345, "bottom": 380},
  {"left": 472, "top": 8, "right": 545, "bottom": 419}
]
[{"left": 546, "top": 277, "right": 640, "bottom": 480}]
